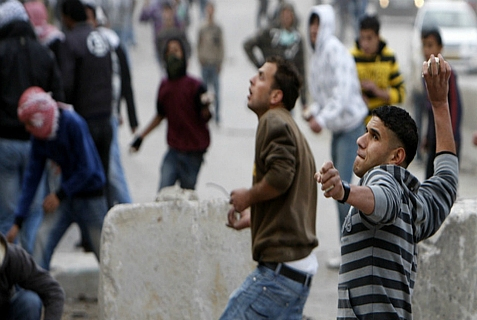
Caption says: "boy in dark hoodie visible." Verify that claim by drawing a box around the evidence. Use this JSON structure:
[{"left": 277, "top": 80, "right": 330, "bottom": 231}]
[{"left": 130, "top": 38, "right": 211, "bottom": 191}]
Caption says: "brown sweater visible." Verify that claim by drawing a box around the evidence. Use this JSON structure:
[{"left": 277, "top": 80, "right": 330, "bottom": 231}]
[{"left": 251, "top": 107, "right": 318, "bottom": 262}]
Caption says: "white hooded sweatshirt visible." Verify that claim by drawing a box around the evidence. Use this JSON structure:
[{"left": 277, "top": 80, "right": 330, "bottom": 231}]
[{"left": 307, "top": 4, "right": 367, "bottom": 133}]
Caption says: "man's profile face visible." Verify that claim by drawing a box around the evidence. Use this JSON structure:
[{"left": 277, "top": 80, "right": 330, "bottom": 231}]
[
  {"left": 353, "top": 116, "right": 399, "bottom": 177},
  {"left": 247, "top": 62, "right": 277, "bottom": 116},
  {"left": 359, "top": 29, "right": 380, "bottom": 56}
]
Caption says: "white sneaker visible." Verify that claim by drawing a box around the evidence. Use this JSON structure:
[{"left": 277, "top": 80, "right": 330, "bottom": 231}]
[{"left": 326, "top": 256, "right": 341, "bottom": 270}]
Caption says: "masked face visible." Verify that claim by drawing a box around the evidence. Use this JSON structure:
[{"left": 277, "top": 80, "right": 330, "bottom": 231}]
[
  {"left": 165, "top": 54, "right": 185, "bottom": 79},
  {"left": 18, "top": 87, "right": 59, "bottom": 140}
]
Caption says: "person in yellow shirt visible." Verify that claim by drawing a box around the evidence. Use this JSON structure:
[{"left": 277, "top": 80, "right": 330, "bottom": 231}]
[{"left": 351, "top": 14, "right": 406, "bottom": 123}]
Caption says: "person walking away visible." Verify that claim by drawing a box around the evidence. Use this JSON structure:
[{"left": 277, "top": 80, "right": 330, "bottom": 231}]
[{"left": 197, "top": 1, "right": 224, "bottom": 123}]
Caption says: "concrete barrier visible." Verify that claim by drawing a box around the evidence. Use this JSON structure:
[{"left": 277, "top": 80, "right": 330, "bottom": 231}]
[
  {"left": 98, "top": 193, "right": 254, "bottom": 319},
  {"left": 457, "top": 82, "right": 477, "bottom": 173},
  {"left": 412, "top": 199, "right": 477, "bottom": 319}
]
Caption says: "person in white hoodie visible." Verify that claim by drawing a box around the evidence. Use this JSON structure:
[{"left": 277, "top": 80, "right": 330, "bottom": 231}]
[{"left": 305, "top": 4, "right": 367, "bottom": 268}]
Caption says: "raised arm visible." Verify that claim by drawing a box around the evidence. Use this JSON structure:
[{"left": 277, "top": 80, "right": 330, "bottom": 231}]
[{"left": 422, "top": 54, "right": 456, "bottom": 154}]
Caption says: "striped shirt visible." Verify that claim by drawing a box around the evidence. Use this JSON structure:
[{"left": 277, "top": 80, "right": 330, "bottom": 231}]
[{"left": 337, "top": 153, "right": 458, "bottom": 319}]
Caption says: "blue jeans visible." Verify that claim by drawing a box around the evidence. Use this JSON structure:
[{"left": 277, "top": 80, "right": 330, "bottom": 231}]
[
  {"left": 159, "top": 148, "right": 204, "bottom": 191},
  {"left": 219, "top": 265, "right": 310, "bottom": 320},
  {"left": 201, "top": 64, "right": 221, "bottom": 123},
  {"left": 6, "top": 288, "right": 42, "bottom": 320},
  {"left": 0, "top": 138, "right": 45, "bottom": 255},
  {"left": 331, "top": 124, "right": 363, "bottom": 230},
  {"left": 37, "top": 196, "right": 107, "bottom": 270},
  {"left": 109, "top": 116, "right": 132, "bottom": 205}
]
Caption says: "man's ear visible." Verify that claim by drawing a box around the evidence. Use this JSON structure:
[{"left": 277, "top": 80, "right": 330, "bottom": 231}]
[
  {"left": 390, "top": 147, "right": 406, "bottom": 166},
  {"left": 270, "top": 89, "right": 283, "bottom": 105}
]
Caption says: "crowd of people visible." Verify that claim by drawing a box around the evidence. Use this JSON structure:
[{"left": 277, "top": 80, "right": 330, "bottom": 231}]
[{"left": 0, "top": 0, "right": 472, "bottom": 318}]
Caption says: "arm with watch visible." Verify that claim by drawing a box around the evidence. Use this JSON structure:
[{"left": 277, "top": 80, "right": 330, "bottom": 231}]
[{"left": 314, "top": 161, "right": 375, "bottom": 215}]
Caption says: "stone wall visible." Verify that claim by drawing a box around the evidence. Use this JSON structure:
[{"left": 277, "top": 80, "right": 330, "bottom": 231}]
[
  {"left": 98, "top": 197, "right": 254, "bottom": 320},
  {"left": 412, "top": 199, "right": 477, "bottom": 319}
]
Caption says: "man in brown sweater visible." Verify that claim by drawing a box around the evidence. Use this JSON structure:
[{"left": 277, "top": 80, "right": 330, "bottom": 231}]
[{"left": 220, "top": 56, "right": 318, "bottom": 319}]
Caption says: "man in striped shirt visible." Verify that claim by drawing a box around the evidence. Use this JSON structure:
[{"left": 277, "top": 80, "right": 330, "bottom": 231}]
[{"left": 316, "top": 54, "right": 458, "bottom": 319}]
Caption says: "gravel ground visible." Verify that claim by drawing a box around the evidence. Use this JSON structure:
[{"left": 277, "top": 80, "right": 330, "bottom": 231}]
[{"left": 62, "top": 298, "right": 99, "bottom": 320}]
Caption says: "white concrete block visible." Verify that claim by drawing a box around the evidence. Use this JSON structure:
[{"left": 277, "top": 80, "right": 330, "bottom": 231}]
[
  {"left": 50, "top": 252, "right": 99, "bottom": 300},
  {"left": 99, "top": 198, "right": 254, "bottom": 320},
  {"left": 412, "top": 199, "right": 477, "bottom": 319}
]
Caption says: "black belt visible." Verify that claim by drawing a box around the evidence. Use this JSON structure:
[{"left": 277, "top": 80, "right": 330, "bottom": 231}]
[{"left": 259, "top": 262, "right": 312, "bottom": 287}]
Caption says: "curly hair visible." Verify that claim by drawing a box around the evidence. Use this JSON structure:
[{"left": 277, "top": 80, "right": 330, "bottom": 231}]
[{"left": 372, "top": 105, "right": 418, "bottom": 167}]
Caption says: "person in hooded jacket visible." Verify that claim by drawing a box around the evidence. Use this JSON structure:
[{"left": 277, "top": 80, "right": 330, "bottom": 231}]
[
  {"left": 0, "top": 0, "right": 64, "bottom": 257},
  {"left": 130, "top": 37, "right": 211, "bottom": 192},
  {"left": 305, "top": 4, "right": 367, "bottom": 268}
]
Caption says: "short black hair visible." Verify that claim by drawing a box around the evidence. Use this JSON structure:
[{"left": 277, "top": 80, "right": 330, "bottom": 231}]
[
  {"left": 308, "top": 12, "right": 319, "bottom": 26},
  {"left": 360, "top": 15, "right": 380, "bottom": 35},
  {"left": 372, "top": 105, "right": 418, "bottom": 167},
  {"left": 266, "top": 55, "right": 302, "bottom": 111},
  {"left": 62, "top": 0, "right": 87, "bottom": 22},
  {"left": 421, "top": 28, "right": 443, "bottom": 47}
]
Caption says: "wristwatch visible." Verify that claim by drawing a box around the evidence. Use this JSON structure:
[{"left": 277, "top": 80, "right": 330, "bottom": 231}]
[{"left": 338, "top": 181, "right": 350, "bottom": 204}]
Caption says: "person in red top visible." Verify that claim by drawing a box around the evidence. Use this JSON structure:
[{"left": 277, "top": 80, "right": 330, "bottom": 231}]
[{"left": 130, "top": 37, "right": 211, "bottom": 191}]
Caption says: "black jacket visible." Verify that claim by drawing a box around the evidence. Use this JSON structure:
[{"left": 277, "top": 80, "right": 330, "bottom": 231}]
[
  {"left": 0, "top": 20, "right": 64, "bottom": 140},
  {"left": 0, "top": 234, "right": 64, "bottom": 319},
  {"left": 57, "top": 22, "right": 113, "bottom": 120}
]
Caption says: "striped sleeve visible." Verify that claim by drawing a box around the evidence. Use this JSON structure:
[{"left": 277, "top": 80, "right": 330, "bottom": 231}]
[{"left": 414, "top": 153, "right": 459, "bottom": 242}]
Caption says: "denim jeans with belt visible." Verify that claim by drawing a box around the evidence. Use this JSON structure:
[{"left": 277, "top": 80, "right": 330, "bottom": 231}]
[
  {"left": 0, "top": 138, "right": 45, "bottom": 255},
  {"left": 219, "top": 265, "right": 311, "bottom": 320}
]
